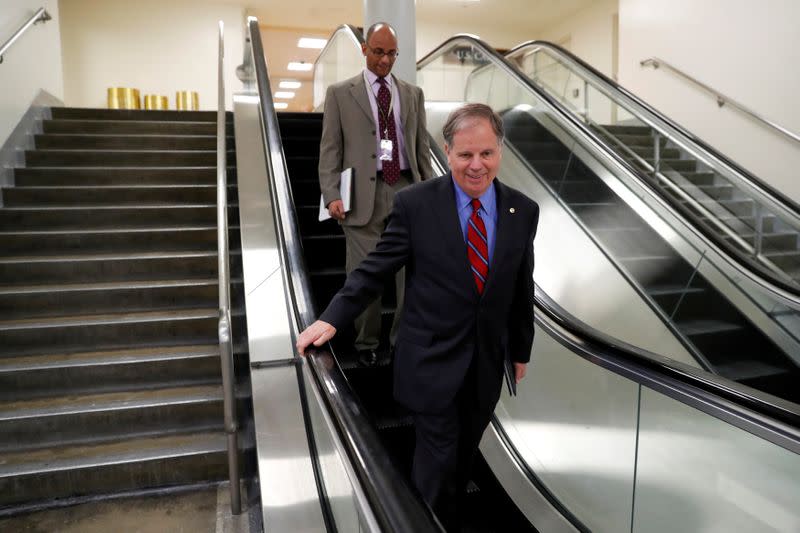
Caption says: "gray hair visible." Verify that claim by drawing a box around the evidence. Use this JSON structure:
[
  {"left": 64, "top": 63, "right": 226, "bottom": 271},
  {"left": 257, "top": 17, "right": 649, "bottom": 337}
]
[
  {"left": 365, "top": 22, "right": 397, "bottom": 44},
  {"left": 442, "top": 103, "right": 504, "bottom": 146}
]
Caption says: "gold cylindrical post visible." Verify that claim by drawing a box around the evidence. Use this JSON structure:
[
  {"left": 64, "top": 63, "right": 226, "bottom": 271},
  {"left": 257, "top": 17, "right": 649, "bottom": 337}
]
[
  {"left": 176, "top": 90, "right": 199, "bottom": 110},
  {"left": 143, "top": 95, "right": 170, "bottom": 110},
  {"left": 107, "top": 88, "right": 141, "bottom": 109}
]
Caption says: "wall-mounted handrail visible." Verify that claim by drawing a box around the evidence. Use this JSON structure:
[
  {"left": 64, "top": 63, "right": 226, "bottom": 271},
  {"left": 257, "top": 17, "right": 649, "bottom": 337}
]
[
  {"left": 0, "top": 8, "right": 51, "bottom": 64},
  {"left": 640, "top": 57, "right": 800, "bottom": 145},
  {"left": 216, "top": 20, "right": 241, "bottom": 515}
]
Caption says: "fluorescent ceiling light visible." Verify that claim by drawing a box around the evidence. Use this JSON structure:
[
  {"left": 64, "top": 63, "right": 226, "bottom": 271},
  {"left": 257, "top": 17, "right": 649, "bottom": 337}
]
[
  {"left": 279, "top": 80, "right": 302, "bottom": 89},
  {"left": 274, "top": 102, "right": 289, "bottom": 110},
  {"left": 298, "top": 37, "right": 327, "bottom": 49},
  {"left": 288, "top": 61, "right": 313, "bottom": 71},
  {"left": 274, "top": 91, "right": 295, "bottom": 99}
]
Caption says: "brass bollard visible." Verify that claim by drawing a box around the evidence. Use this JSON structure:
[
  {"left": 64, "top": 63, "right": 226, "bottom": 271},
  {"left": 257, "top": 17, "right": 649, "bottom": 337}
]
[
  {"left": 143, "top": 95, "right": 169, "bottom": 110},
  {"left": 107, "top": 88, "right": 141, "bottom": 109},
  {"left": 175, "top": 91, "right": 199, "bottom": 110}
]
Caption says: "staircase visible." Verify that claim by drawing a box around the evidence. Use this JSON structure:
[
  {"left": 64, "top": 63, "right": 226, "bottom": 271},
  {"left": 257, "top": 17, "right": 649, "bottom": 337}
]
[
  {"left": 280, "top": 111, "right": 535, "bottom": 531},
  {"left": 591, "top": 124, "right": 800, "bottom": 284},
  {"left": 504, "top": 109, "right": 800, "bottom": 404},
  {"left": 0, "top": 107, "right": 245, "bottom": 513}
]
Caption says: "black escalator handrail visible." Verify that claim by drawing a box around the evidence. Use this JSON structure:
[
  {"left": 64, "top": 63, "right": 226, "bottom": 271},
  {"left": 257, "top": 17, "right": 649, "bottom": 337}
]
[
  {"left": 419, "top": 34, "right": 800, "bottom": 303},
  {"left": 507, "top": 40, "right": 800, "bottom": 215},
  {"left": 247, "top": 17, "right": 442, "bottom": 533},
  {"left": 533, "top": 283, "right": 800, "bottom": 453}
]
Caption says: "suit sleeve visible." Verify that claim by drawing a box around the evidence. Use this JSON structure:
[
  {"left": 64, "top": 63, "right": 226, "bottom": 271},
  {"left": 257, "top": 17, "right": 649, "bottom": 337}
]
[
  {"left": 415, "top": 87, "right": 434, "bottom": 181},
  {"left": 319, "top": 193, "right": 411, "bottom": 330},
  {"left": 318, "top": 85, "right": 344, "bottom": 207},
  {"left": 508, "top": 205, "right": 539, "bottom": 364}
]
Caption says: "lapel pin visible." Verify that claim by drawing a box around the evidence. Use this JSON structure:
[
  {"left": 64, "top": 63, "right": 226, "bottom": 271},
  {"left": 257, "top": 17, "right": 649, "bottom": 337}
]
[{"left": 509, "top": 208, "right": 515, "bottom": 213}]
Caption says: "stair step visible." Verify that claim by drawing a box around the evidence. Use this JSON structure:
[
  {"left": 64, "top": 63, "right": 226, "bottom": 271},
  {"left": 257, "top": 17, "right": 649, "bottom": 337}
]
[
  {"left": 0, "top": 250, "right": 232, "bottom": 285},
  {"left": 34, "top": 134, "right": 232, "bottom": 151},
  {"left": 25, "top": 149, "right": 234, "bottom": 167},
  {"left": 2, "top": 185, "right": 236, "bottom": 206},
  {"left": 0, "top": 204, "right": 236, "bottom": 230},
  {"left": 0, "top": 226, "right": 239, "bottom": 256},
  {"left": 43, "top": 119, "right": 231, "bottom": 135},
  {"left": 0, "top": 431, "right": 227, "bottom": 508},
  {"left": 0, "top": 385, "right": 223, "bottom": 452},
  {"left": 0, "top": 345, "right": 222, "bottom": 400},
  {"left": 0, "top": 278, "right": 244, "bottom": 319},
  {"left": 678, "top": 319, "right": 743, "bottom": 336},
  {"left": 13, "top": 167, "right": 230, "bottom": 186},
  {"left": 50, "top": 107, "right": 225, "bottom": 121},
  {"left": 0, "top": 308, "right": 219, "bottom": 356}
]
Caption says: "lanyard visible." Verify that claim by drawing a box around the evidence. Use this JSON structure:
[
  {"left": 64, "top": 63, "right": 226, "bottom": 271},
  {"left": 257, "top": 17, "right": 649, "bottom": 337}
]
[{"left": 364, "top": 71, "right": 395, "bottom": 138}]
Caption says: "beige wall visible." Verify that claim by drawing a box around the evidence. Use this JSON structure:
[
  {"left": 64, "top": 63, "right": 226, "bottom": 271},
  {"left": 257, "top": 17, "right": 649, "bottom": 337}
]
[
  {"left": 618, "top": 0, "right": 800, "bottom": 200},
  {"left": 0, "top": 0, "right": 63, "bottom": 146},
  {"left": 416, "top": 20, "right": 532, "bottom": 60},
  {"left": 60, "top": 0, "right": 246, "bottom": 110}
]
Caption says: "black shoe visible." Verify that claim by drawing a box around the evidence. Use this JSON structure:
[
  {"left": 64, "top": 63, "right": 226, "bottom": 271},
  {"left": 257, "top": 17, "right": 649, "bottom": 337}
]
[{"left": 357, "top": 349, "right": 378, "bottom": 367}]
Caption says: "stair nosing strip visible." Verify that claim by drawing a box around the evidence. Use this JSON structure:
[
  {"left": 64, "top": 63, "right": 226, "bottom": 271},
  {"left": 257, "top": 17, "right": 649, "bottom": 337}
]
[{"left": 0, "top": 308, "right": 219, "bottom": 331}]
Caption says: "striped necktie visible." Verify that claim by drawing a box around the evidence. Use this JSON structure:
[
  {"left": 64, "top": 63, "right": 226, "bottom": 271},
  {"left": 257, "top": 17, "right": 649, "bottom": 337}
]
[{"left": 467, "top": 199, "right": 489, "bottom": 294}]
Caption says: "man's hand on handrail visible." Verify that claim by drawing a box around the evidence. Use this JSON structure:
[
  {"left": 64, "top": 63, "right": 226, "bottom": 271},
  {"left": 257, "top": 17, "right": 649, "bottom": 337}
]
[{"left": 296, "top": 320, "right": 337, "bottom": 355}]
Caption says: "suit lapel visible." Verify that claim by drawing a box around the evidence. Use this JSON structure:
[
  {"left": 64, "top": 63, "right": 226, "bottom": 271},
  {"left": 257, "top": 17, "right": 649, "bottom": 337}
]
[
  {"left": 431, "top": 176, "right": 480, "bottom": 299},
  {"left": 396, "top": 76, "right": 413, "bottom": 139},
  {"left": 349, "top": 75, "right": 375, "bottom": 124},
  {"left": 482, "top": 179, "right": 512, "bottom": 296}
]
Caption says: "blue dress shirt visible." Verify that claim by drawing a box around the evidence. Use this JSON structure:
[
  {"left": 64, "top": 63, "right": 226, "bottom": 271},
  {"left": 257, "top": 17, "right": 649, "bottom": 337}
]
[{"left": 452, "top": 176, "right": 497, "bottom": 264}]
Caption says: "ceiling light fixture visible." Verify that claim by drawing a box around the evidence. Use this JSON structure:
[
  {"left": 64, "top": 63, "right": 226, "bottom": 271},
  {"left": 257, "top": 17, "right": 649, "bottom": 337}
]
[
  {"left": 274, "top": 102, "right": 289, "bottom": 110},
  {"left": 287, "top": 61, "right": 313, "bottom": 71},
  {"left": 298, "top": 37, "right": 327, "bottom": 49},
  {"left": 274, "top": 91, "right": 295, "bottom": 99},
  {"left": 279, "top": 81, "right": 302, "bottom": 89}
]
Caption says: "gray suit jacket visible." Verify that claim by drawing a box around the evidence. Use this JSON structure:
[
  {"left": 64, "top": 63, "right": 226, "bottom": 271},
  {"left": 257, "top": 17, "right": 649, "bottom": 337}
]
[{"left": 318, "top": 72, "right": 434, "bottom": 227}]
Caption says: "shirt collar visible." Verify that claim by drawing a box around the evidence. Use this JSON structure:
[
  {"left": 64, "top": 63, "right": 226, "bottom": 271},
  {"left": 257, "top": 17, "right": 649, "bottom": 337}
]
[
  {"left": 365, "top": 69, "right": 393, "bottom": 89},
  {"left": 451, "top": 174, "right": 496, "bottom": 217}
]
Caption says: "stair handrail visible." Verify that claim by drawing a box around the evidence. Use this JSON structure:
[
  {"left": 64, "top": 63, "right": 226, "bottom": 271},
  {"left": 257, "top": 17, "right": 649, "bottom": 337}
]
[
  {"left": 640, "top": 56, "right": 800, "bottom": 145},
  {"left": 0, "top": 7, "right": 51, "bottom": 64},
  {"left": 216, "top": 20, "right": 241, "bottom": 515}
]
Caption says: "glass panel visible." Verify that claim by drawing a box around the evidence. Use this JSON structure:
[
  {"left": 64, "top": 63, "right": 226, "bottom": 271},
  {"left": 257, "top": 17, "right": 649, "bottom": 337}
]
[
  {"left": 634, "top": 386, "right": 800, "bottom": 532},
  {"left": 496, "top": 333, "right": 638, "bottom": 532},
  {"left": 313, "top": 30, "right": 364, "bottom": 110},
  {"left": 302, "top": 366, "right": 370, "bottom": 531}
]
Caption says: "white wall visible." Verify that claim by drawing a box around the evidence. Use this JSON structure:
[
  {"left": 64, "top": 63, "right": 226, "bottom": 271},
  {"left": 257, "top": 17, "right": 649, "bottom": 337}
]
[
  {"left": 0, "top": 0, "right": 63, "bottom": 146},
  {"left": 416, "top": 20, "right": 532, "bottom": 60},
  {"left": 60, "top": 0, "right": 246, "bottom": 110},
  {"left": 618, "top": 0, "right": 800, "bottom": 200},
  {"left": 534, "top": 0, "right": 618, "bottom": 78}
]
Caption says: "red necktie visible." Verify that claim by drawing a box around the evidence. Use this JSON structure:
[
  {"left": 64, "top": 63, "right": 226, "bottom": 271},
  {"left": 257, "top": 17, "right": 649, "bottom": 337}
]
[
  {"left": 467, "top": 199, "right": 489, "bottom": 294},
  {"left": 376, "top": 77, "right": 400, "bottom": 186}
]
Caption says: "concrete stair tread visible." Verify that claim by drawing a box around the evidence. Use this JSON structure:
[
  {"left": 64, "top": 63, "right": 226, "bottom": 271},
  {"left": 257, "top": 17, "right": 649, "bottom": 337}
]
[
  {"left": 4, "top": 184, "right": 220, "bottom": 190},
  {"left": 37, "top": 133, "right": 222, "bottom": 139},
  {"left": 30, "top": 148, "right": 227, "bottom": 154},
  {"left": 0, "top": 384, "right": 223, "bottom": 421},
  {"left": 0, "top": 344, "right": 220, "bottom": 372},
  {"left": 45, "top": 119, "right": 225, "bottom": 126},
  {"left": 0, "top": 204, "right": 218, "bottom": 211},
  {"left": 0, "top": 277, "right": 223, "bottom": 295},
  {"left": 0, "top": 249, "right": 222, "bottom": 264},
  {"left": 0, "top": 225, "right": 232, "bottom": 236},
  {"left": 0, "top": 431, "right": 226, "bottom": 478},
  {"left": 0, "top": 308, "right": 218, "bottom": 331}
]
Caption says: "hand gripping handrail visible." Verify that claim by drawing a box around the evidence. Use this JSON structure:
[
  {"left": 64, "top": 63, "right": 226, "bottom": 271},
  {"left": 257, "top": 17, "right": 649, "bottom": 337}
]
[
  {"left": 0, "top": 7, "right": 51, "bottom": 64},
  {"left": 216, "top": 20, "right": 241, "bottom": 515}
]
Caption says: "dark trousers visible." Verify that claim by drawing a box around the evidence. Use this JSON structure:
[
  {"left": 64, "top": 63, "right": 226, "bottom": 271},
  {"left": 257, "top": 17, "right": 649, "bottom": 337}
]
[{"left": 410, "top": 357, "right": 496, "bottom": 533}]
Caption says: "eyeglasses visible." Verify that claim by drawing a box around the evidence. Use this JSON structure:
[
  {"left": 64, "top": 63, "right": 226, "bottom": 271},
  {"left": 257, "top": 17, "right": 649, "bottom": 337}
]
[{"left": 367, "top": 46, "right": 399, "bottom": 59}]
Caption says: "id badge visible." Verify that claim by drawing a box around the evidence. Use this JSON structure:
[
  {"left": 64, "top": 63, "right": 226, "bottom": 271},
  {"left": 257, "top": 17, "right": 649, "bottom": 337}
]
[{"left": 379, "top": 139, "right": 393, "bottom": 161}]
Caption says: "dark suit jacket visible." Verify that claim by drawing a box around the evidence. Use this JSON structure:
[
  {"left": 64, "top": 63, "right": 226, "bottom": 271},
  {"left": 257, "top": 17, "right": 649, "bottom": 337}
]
[
  {"left": 320, "top": 175, "right": 539, "bottom": 413},
  {"left": 318, "top": 72, "right": 434, "bottom": 227}
]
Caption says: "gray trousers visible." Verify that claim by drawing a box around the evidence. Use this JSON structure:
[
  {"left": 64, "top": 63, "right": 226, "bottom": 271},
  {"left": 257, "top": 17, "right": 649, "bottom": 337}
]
[{"left": 341, "top": 176, "right": 409, "bottom": 351}]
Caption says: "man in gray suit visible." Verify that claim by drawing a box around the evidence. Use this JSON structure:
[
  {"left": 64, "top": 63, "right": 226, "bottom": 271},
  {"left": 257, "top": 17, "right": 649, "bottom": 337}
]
[{"left": 319, "top": 22, "right": 433, "bottom": 366}]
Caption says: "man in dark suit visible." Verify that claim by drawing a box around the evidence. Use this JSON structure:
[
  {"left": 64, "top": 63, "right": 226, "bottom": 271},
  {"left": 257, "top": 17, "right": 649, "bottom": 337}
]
[
  {"left": 319, "top": 22, "right": 433, "bottom": 366},
  {"left": 299, "top": 103, "right": 539, "bottom": 531}
]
